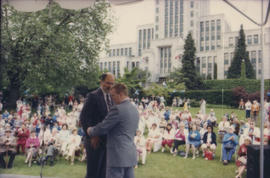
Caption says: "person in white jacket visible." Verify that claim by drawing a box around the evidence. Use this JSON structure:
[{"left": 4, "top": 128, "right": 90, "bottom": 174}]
[
  {"left": 65, "top": 128, "right": 81, "bottom": 165},
  {"left": 134, "top": 130, "right": 146, "bottom": 168},
  {"left": 241, "top": 121, "right": 260, "bottom": 145}
]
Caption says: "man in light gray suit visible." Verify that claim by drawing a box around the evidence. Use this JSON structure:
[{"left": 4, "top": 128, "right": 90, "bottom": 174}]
[{"left": 87, "top": 83, "right": 139, "bottom": 178}]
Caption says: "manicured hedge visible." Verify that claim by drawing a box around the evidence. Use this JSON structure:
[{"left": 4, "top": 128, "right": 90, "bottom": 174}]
[
  {"left": 203, "top": 79, "right": 270, "bottom": 93},
  {"left": 174, "top": 89, "right": 236, "bottom": 106}
]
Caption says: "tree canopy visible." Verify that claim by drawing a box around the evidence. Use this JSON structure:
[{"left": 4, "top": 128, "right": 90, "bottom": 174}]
[
  {"left": 180, "top": 33, "right": 204, "bottom": 90},
  {"left": 227, "top": 25, "right": 255, "bottom": 79},
  {"left": 1, "top": 1, "right": 113, "bottom": 108}
]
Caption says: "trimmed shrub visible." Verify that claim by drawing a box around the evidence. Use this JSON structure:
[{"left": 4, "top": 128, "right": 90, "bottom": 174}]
[{"left": 203, "top": 79, "right": 270, "bottom": 93}]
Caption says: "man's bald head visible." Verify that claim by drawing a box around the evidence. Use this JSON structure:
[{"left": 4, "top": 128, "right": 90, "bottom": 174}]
[{"left": 100, "top": 73, "right": 115, "bottom": 93}]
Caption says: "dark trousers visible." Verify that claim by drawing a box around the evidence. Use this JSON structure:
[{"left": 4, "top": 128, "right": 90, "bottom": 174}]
[
  {"left": 172, "top": 140, "right": 185, "bottom": 152},
  {"left": 0, "top": 151, "right": 16, "bottom": 168},
  {"left": 85, "top": 139, "right": 106, "bottom": 178},
  {"left": 107, "top": 167, "right": 134, "bottom": 178}
]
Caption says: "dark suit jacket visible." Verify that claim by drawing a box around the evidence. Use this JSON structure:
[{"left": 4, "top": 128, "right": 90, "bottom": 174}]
[
  {"left": 80, "top": 87, "right": 108, "bottom": 144},
  {"left": 202, "top": 132, "right": 217, "bottom": 145},
  {"left": 89, "top": 99, "right": 139, "bottom": 167}
]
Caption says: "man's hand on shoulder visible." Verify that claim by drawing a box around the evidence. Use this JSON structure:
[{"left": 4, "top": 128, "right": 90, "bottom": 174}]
[{"left": 90, "top": 136, "right": 100, "bottom": 150}]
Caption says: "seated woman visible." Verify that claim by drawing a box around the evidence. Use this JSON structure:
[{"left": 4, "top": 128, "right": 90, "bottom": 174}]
[
  {"left": 235, "top": 137, "right": 251, "bottom": 178},
  {"left": 161, "top": 123, "right": 175, "bottom": 153},
  {"left": 201, "top": 125, "right": 217, "bottom": 160},
  {"left": 218, "top": 116, "right": 230, "bottom": 140},
  {"left": 222, "top": 126, "right": 239, "bottom": 165},
  {"left": 58, "top": 124, "right": 70, "bottom": 155},
  {"left": 25, "top": 130, "right": 40, "bottom": 167},
  {"left": 172, "top": 122, "right": 186, "bottom": 156},
  {"left": 65, "top": 129, "right": 81, "bottom": 165},
  {"left": 185, "top": 124, "right": 201, "bottom": 159},
  {"left": 146, "top": 123, "right": 161, "bottom": 153},
  {"left": 134, "top": 130, "right": 146, "bottom": 168}
]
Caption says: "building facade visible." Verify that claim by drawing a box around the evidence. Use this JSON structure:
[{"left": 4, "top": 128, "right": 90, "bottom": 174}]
[{"left": 98, "top": 0, "right": 270, "bottom": 81}]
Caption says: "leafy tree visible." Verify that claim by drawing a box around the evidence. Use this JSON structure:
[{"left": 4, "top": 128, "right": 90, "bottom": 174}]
[
  {"left": 181, "top": 33, "right": 204, "bottom": 90},
  {"left": 1, "top": 2, "right": 113, "bottom": 108},
  {"left": 117, "top": 68, "right": 150, "bottom": 98},
  {"left": 227, "top": 25, "right": 255, "bottom": 79}
]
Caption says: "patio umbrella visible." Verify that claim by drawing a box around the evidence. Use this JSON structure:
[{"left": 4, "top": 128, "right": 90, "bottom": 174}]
[{"left": 2, "top": 0, "right": 144, "bottom": 12}]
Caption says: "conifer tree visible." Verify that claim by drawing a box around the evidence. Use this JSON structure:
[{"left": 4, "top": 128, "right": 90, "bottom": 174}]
[
  {"left": 181, "top": 33, "right": 204, "bottom": 89},
  {"left": 228, "top": 25, "right": 255, "bottom": 79}
]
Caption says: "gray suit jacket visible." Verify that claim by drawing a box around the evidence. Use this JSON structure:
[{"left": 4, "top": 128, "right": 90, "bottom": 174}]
[{"left": 89, "top": 99, "right": 139, "bottom": 167}]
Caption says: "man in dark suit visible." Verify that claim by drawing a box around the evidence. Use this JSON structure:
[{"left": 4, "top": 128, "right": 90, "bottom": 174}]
[
  {"left": 87, "top": 83, "right": 139, "bottom": 178},
  {"left": 80, "top": 73, "right": 115, "bottom": 178}
]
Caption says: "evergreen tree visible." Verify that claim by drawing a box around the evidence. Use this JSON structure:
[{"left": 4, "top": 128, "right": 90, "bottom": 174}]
[
  {"left": 181, "top": 33, "right": 204, "bottom": 90},
  {"left": 241, "top": 60, "right": 246, "bottom": 80},
  {"left": 214, "top": 62, "right": 217, "bottom": 79},
  {"left": 227, "top": 25, "right": 255, "bottom": 79}
]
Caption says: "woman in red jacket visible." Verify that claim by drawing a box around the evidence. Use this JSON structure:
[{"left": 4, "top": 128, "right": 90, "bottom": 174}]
[
  {"left": 235, "top": 137, "right": 251, "bottom": 178},
  {"left": 16, "top": 124, "right": 30, "bottom": 154}
]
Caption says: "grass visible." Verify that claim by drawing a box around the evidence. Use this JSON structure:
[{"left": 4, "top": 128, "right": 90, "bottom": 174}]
[{"left": 0, "top": 106, "right": 249, "bottom": 178}]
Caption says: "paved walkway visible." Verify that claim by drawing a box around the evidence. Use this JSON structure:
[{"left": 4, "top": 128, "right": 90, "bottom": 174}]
[{"left": 0, "top": 174, "right": 54, "bottom": 178}]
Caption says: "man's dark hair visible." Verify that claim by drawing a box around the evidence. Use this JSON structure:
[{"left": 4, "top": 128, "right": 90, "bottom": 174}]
[
  {"left": 111, "top": 83, "right": 128, "bottom": 96},
  {"left": 100, "top": 73, "right": 108, "bottom": 81},
  {"left": 100, "top": 72, "right": 113, "bottom": 81}
]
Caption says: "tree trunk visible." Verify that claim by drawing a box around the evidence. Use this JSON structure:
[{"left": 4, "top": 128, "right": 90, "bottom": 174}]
[{"left": 6, "top": 86, "right": 20, "bottom": 110}]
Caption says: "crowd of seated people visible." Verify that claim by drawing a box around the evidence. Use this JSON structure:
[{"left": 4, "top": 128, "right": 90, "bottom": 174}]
[
  {"left": 0, "top": 95, "right": 85, "bottom": 169},
  {"left": 0, "top": 95, "right": 269, "bottom": 178},
  {"left": 132, "top": 97, "right": 270, "bottom": 178}
]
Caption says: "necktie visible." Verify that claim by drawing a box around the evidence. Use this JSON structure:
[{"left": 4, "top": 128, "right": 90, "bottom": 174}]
[{"left": 106, "top": 94, "right": 112, "bottom": 111}]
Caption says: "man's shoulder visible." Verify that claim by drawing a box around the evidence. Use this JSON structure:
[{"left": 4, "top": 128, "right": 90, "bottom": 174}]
[{"left": 86, "top": 88, "right": 101, "bottom": 97}]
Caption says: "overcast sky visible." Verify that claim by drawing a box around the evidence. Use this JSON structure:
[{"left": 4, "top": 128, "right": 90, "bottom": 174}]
[{"left": 109, "top": 0, "right": 270, "bottom": 45}]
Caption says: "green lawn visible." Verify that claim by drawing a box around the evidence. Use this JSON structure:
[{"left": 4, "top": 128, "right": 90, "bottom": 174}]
[{"left": 0, "top": 106, "right": 248, "bottom": 178}]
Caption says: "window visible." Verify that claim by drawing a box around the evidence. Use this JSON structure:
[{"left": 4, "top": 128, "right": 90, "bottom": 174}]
[
  {"left": 216, "top": 19, "right": 221, "bottom": 31},
  {"left": 117, "top": 61, "right": 120, "bottom": 78},
  {"left": 202, "top": 57, "right": 206, "bottom": 68},
  {"left": 235, "top": 37, "right": 239, "bottom": 46},
  {"left": 117, "top": 49, "right": 119, "bottom": 56},
  {"left": 217, "top": 40, "right": 221, "bottom": 48},
  {"left": 108, "top": 62, "right": 111, "bottom": 72},
  {"left": 211, "top": 20, "right": 215, "bottom": 31},
  {"left": 206, "top": 21, "right": 209, "bottom": 32},
  {"left": 125, "top": 48, "right": 128, "bottom": 56},
  {"left": 126, "top": 61, "right": 129, "bottom": 69},
  {"left": 247, "top": 35, "right": 252, "bottom": 45},
  {"left": 136, "top": 62, "right": 139, "bottom": 68},
  {"left": 190, "top": 20, "right": 194, "bottom": 27},
  {"left": 100, "top": 62, "right": 103, "bottom": 71},
  {"left": 254, "top": 34, "right": 258, "bottom": 44},
  {"left": 113, "top": 49, "right": 115, "bottom": 56},
  {"left": 156, "top": 0, "right": 159, "bottom": 4},
  {"left": 129, "top": 48, "right": 132, "bottom": 56},
  {"left": 156, "top": 8, "right": 159, "bottom": 13},
  {"left": 109, "top": 50, "right": 112, "bottom": 57},
  {"left": 228, "top": 37, "right": 233, "bottom": 47},
  {"left": 156, "top": 25, "right": 159, "bottom": 31},
  {"left": 155, "top": 34, "right": 159, "bottom": 39},
  {"left": 155, "top": 16, "right": 159, "bottom": 23},
  {"left": 224, "top": 53, "right": 229, "bottom": 65},
  {"left": 147, "top": 29, "right": 151, "bottom": 49},
  {"left": 258, "top": 50, "right": 262, "bottom": 63},
  {"left": 211, "top": 45, "right": 215, "bottom": 50},
  {"left": 190, "top": 1, "right": 194, "bottom": 8},
  {"left": 190, "top": 11, "right": 194, "bottom": 17},
  {"left": 104, "top": 62, "right": 107, "bottom": 70},
  {"left": 120, "top": 48, "right": 123, "bottom": 56},
  {"left": 200, "top": 22, "right": 204, "bottom": 32}
]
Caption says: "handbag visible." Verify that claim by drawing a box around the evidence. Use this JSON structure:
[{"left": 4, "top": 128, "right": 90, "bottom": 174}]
[{"left": 224, "top": 142, "right": 234, "bottom": 150}]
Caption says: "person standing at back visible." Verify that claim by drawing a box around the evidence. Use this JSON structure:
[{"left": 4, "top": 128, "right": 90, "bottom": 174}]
[
  {"left": 80, "top": 73, "right": 115, "bottom": 178},
  {"left": 87, "top": 83, "right": 139, "bottom": 178}
]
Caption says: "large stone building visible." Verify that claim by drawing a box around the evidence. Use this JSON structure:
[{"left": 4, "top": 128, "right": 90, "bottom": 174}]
[{"left": 98, "top": 0, "right": 270, "bottom": 82}]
